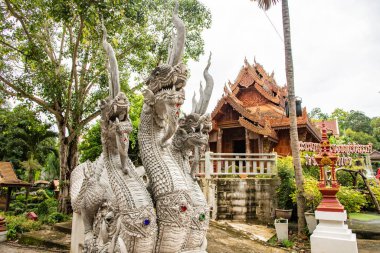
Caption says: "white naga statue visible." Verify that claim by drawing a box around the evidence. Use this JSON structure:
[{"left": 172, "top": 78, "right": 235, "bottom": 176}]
[{"left": 71, "top": 2, "right": 213, "bottom": 253}]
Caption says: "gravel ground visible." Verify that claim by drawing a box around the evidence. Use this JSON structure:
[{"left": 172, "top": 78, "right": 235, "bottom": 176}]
[
  {"left": 0, "top": 241, "right": 68, "bottom": 253},
  {"left": 0, "top": 226, "right": 379, "bottom": 253}
]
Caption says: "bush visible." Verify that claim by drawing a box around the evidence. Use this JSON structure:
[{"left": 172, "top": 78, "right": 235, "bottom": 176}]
[
  {"left": 277, "top": 157, "right": 296, "bottom": 209},
  {"left": 303, "top": 165, "right": 320, "bottom": 180},
  {"left": 37, "top": 201, "right": 49, "bottom": 216},
  {"left": 7, "top": 228, "right": 17, "bottom": 240},
  {"left": 36, "top": 189, "right": 50, "bottom": 200},
  {"left": 291, "top": 176, "right": 322, "bottom": 212},
  {"left": 367, "top": 181, "right": 380, "bottom": 210},
  {"left": 47, "top": 212, "right": 67, "bottom": 224},
  {"left": 337, "top": 186, "right": 367, "bottom": 213},
  {"left": 336, "top": 170, "right": 365, "bottom": 188},
  {"left": 4, "top": 214, "right": 42, "bottom": 240},
  {"left": 281, "top": 239, "right": 294, "bottom": 248},
  {"left": 15, "top": 194, "right": 26, "bottom": 202},
  {"left": 10, "top": 202, "right": 26, "bottom": 212}
]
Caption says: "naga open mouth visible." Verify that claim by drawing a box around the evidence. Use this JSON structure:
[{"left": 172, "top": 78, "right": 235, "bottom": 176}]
[
  {"left": 109, "top": 104, "right": 128, "bottom": 123},
  {"left": 147, "top": 63, "right": 188, "bottom": 95},
  {"left": 105, "top": 93, "right": 133, "bottom": 135}
]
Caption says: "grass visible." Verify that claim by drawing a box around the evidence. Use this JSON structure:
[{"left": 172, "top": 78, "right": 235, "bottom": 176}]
[{"left": 349, "top": 213, "right": 380, "bottom": 221}]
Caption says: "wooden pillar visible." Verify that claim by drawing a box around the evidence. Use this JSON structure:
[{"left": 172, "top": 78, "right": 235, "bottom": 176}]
[
  {"left": 217, "top": 128, "right": 223, "bottom": 153},
  {"left": 258, "top": 135, "right": 264, "bottom": 153},
  {"left": 5, "top": 187, "right": 12, "bottom": 212},
  {"left": 245, "top": 129, "right": 251, "bottom": 154}
]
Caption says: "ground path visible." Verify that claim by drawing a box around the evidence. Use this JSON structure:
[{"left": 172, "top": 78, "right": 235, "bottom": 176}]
[{"left": 0, "top": 222, "right": 379, "bottom": 253}]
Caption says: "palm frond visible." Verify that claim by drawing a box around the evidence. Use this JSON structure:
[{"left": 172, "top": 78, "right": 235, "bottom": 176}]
[{"left": 251, "top": 0, "right": 280, "bottom": 11}]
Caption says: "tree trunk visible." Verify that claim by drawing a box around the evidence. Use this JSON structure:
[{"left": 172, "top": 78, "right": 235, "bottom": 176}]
[
  {"left": 57, "top": 121, "right": 79, "bottom": 214},
  {"left": 358, "top": 170, "right": 380, "bottom": 214},
  {"left": 281, "top": 0, "right": 306, "bottom": 234}
]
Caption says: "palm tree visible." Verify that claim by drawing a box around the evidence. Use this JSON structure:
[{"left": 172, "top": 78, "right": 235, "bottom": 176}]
[
  {"left": 20, "top": 155, "right": 41, "bottom": 185},
  {"left": 20, "top": 154, "right": 42, "bottom": 198},
  {"left": 251, "top": 0, "right": 306, "bottom": 234}
]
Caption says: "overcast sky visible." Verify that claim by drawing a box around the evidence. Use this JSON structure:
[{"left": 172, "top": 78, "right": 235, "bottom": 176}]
[{"left": 183, "top": 0, "right": 380, "bottom": 118}]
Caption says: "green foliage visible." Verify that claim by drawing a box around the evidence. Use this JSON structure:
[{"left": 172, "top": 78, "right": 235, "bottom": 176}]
[
  {"left": 371, "top": 117, "right": 380, "bottom": 150},
  {"left": 3, "top": 214, "right": 42, "bottom": 240},
  {"left": 46, "top": 212, "right": 68, "bottom": 224},
  {"left": 0, "top": 0, "right": 211, "bottom": 138},
  {"left": 367, "top": 181, "right": 380, "bottom": 210},
  {"left": 0, "top": 105, "right": 57, "bottom": 176},
  {"left": 309, "top": 107, "right": 328, "bottom": 120},
  {"left": 20, "top": 155, "right": 42, "bottom": 184},
  {"left": 276, "top": 157, "right": 296, "bottom": 209},
  {"left": 344, "top": 128, "right": 377, "bottom": 146},
  {"left": 349, "top": 212, "right": 380, "bottom": 221},
  {"left": 9, "top": 189, "right": 57, "bottom": 215},
  {"left": 308, "top": 108, "right": 379, "bottom": 150},
  {"left": 337, "top": 186, "right": 367, "bottom": 213},
  {"left": 42, "top": 152, "right": 60, "bottom": 180},
  {"left": 37, "top": 201, "right": 49, "bottom": 216},
  {"left": 127, "top": 92, "right": 144, "bottom": 159},
  {"left": 291, "top": 176, "right": 322, "bottom": 212},
  {"left": 337, "top": 170, "right": 356, "bottom": 187},
  {"left": 331, "top": 108, "right": 349, "bottom": 132},
  {"left": 7, "top": 228, "right": 17, "bottom": 240},
  {"left": 0, "top": 0, "right": 212, "bottom": 203},
  {"left": 2, "top": 188, "right": 67, "bottom": 240},
  {"left": 79, "top": 121, "right": 102, "bottom": 162},
  {"left": 303, "top": 165, "right": 320, "bottom": 180},
  {"left": 345, "top": 111, "right": 372, "bottom": 135},
  {"left": 280, "top": 239, "right": 294, "bottom": 248}
]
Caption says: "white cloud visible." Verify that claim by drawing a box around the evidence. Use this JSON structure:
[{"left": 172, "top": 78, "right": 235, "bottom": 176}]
[{"left": 184, "top": 0, "right": 380, "bottom": 117}]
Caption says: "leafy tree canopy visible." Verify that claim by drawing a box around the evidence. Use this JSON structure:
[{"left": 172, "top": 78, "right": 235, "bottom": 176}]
[
  {"left": 0, "top": 0, "right": 212, "bottom": 208},
  {"left": 308, "top": 107, "right": 328, "bottom": 121},
  {"left": 0, "top": 105, "right": 57, "bottom": 176},
  {"left": 309, "top": 107, "right": 379, "bottom": 150}
]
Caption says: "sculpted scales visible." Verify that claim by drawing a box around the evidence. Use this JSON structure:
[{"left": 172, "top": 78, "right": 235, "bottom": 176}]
[{"left": 71, "top": 3, "right": 211, "bottom": 252}]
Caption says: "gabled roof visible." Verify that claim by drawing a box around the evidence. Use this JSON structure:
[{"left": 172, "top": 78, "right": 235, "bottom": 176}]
[
  {"left": 229, "top": 58, "right": 287, "bottom": 106},
  {"left": 0, "top": 162, "right": 31, "bottom": 187},
  {"left": 314, "top": 120, "right": 340, "bottom": 137},
  {"left": 370, "top": 150, "right": 380, "bottom": 161},
  {"left": 238, "top": 117, "right": 278, "bottom": 141},
  {"left": 210, "top": 58, "right": 321, "bottom": 141}
]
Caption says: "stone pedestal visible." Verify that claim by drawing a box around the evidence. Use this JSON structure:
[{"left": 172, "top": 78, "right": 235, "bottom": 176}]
[
  {"left": 0, "top": 231, "right": 6, "bottom": 242},
  {"left": 274, "top": 219, "right": 288, "bottom": 241},
  {"left": 311, "top": 210, "right": 358, "bottom": 253},
  {"left": 70, "top": 212, "right": 85, "bottom": 253}
]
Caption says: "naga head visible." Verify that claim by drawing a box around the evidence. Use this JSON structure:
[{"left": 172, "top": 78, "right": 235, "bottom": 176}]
[
  {"left": 142, "top": 2, "right": 188, "bottom": 147},
  {"left": 174, "top": 51, "right": 214, "bottom": 152},
  {"left": 100, "top": 92, "right": 133, "bottom": 154},
  {"left": 101, "top": 21, "right": 133, "bottom": 168},
  {"left": 173, "top": 113, "right": 212, "bottom": 153}
]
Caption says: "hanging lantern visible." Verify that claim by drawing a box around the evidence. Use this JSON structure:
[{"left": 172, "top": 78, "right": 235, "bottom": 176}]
[
  {"left": 296, "top": 97, "right": 302, "bottom": 117},
  {"left": 285, "top": 100, "right": 289, "bottom": 117},
  {"left": 285, "top": 97, "right": 302, "bottom": 117}
]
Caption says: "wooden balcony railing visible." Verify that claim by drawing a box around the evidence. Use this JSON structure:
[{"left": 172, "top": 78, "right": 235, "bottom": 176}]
[{"left": 195, "top": 152, "right": 277, "bottom": 179}]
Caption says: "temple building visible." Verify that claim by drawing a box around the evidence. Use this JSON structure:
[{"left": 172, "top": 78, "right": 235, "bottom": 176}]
[{"left": 208, "top": 58, "right": 321, "bottom": 156}]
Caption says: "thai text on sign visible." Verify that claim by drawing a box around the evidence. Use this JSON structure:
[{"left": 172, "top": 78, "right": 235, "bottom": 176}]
[{"left": 299, "top": 142, "right": 373, "bottom": 154}]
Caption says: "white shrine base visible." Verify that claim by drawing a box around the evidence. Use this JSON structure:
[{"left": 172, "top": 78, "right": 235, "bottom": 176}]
[{"left": 310, "top": 210, "right": 358, "bottom": 253}]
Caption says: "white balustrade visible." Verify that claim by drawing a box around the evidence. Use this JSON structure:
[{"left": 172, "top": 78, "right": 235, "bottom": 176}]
[{"left": 197, "top": 152, "right": 277, "bottom": 178}]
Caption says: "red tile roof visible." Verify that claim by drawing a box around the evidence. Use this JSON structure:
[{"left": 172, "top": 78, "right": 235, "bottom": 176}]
[{"left": 314, "top": 120, "right": 340, "bottom": 137}]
